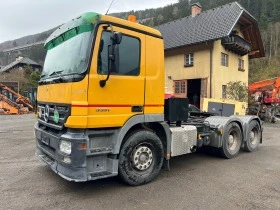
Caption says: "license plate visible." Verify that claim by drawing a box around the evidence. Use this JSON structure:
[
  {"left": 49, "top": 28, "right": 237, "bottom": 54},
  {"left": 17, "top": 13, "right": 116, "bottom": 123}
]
[{"left": 41, "top": 134, "right": 50, "bottom": 145}]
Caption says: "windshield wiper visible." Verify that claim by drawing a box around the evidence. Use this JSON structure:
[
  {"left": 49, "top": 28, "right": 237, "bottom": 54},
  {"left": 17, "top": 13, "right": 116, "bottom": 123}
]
[{"left": 49, "top": 70, "right": 64, "bottom": 77}]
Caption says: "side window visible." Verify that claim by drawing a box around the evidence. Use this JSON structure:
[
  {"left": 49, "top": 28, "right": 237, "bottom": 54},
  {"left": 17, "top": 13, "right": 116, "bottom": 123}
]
[
  {"left": 174, "top": 80, "right": 187, "bottom": 98},
  {"left": 97, "top": 31, "right": 140, "bottom": 76},
  {"left": 238, "top": 58, "right": 244, "bottom": 71},
  {"left": 119, "top": 35, "right": 140, "bottom": 75},
  {"left": 221, "top": 53, "right": 229, "bottom": 67},
  {"left": 184, "top": 53, "right": 194, "bottom": 67}
]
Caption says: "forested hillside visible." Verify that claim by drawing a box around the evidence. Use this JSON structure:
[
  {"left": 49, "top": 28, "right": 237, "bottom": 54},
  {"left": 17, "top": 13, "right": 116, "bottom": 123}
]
[
  {"left": 112, "top": 0, "right": 280, "bottom": 83},
  {"left": 113, "top": 0, "right": 280, "bottom": 28},
  {"left": 1, "top": 0, "right": 280, "bottom": 83},
  {"left": 0, "top": 27, "right": 56, "bottom": 51}
]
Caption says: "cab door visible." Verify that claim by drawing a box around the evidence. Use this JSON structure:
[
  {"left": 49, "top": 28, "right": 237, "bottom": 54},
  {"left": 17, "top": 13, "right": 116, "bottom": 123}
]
[{"left": 87, "top": 24, "right": 146, "bottom": 128}]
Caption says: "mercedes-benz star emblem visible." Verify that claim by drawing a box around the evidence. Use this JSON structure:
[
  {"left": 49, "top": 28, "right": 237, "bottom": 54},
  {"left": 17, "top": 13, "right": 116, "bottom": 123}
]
[{"left": 44, "top": 105, "right": 50, "bottom": 122}]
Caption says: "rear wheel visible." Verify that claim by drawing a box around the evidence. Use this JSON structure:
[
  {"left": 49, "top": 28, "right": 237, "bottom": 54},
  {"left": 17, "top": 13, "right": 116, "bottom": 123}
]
[
  {"left": 118, "top": 130, "right": 164, "bottom": 186},
  {"left": 219, "top": 122, "right": 242, "bottom": 159},
  {"left": 271, "top": 105, "right": 280, "bottom": 123},
  {"left": 244, "top": 121, "right": 261, "bottom": 152}
]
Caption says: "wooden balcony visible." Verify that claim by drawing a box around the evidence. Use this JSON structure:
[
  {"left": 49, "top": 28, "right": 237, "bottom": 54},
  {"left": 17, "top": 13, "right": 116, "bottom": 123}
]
[{"left": 221, "top": 35, "right": 251, "bottom": 56}]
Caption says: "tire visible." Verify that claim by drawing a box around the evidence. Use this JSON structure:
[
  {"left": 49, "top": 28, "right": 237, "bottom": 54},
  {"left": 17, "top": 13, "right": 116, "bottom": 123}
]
[
  {"left": 270, "top": 116, "right": 276, "bottom": 123},
  {"left": 219, "top": 122, "right": 242, "bottom": 159},
  {"left": 244, "top": 121, "right": 261, "bottom": 152},
  {"left": 259, "top": 113, "right": 265, "bottom": 121},
  {"left": 271, "top": 106, "right": 280, "bottom": 123},
  {"left": 118, "top": 130, "right": 164, "bottom": 186}
]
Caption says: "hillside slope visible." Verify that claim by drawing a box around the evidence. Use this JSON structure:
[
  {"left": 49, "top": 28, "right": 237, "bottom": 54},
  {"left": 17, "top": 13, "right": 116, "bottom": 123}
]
[{"left": 0, "top": 27, "right": 57, "bottom": 51}]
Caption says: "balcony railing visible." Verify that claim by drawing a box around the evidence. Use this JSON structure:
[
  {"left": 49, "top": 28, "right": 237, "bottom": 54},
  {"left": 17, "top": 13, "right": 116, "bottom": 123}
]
[{"left": 221, "top": 35, "right": 251, "bottom": 56}]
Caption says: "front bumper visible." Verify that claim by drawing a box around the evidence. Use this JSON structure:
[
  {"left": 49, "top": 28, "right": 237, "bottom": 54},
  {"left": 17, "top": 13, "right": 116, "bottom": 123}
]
[
  {"left": 35, "top": 122, "right": 88, "bottom": 181},
  {"left": 34, "top": 122, "right": 118, "bottom": 182},
  {"left": 36, "top": 148, "right": 87, "bottom": 182}
]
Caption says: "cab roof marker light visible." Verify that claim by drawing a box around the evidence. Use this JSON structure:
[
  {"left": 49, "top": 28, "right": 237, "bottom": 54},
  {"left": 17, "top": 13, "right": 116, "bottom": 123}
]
[{"left": 128, "top": 15, "right": 137, "bottom": 23}]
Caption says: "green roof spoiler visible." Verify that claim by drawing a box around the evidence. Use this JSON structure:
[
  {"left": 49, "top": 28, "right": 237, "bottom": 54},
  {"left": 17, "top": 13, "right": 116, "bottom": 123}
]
[{"left": 44, "top": 12, "right": 101, "bottom": 49}]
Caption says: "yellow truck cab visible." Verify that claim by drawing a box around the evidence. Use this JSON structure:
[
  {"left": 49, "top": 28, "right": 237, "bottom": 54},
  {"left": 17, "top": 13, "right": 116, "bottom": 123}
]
[{"left": 35, "top": 12, "right": 262, "bottom": 185}]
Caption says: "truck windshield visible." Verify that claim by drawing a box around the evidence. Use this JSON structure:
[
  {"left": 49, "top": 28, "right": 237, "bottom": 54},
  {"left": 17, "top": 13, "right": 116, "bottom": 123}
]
[{"left": 42, "top": 24, "right": 93, "bottom": 78}]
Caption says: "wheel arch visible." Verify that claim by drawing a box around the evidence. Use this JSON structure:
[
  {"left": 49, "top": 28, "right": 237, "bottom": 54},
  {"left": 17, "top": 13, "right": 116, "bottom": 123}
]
[
  {"left": 205, "top": 116, "right": 245, "bottom": 148},
  {"left": 112, "top": 114, "right": 170, "bottom": 157},
  {"left": 230, "top": 116, "right": 262, "bottom": 144}
]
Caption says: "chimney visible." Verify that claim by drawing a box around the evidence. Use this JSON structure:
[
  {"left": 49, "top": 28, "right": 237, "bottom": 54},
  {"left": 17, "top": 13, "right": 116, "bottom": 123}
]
[
  {"left": 16, "top": 56, "right": 23, "bottom": 62},
  {"left": 191, "top": 2, "right": 202, "bottom": 17}
]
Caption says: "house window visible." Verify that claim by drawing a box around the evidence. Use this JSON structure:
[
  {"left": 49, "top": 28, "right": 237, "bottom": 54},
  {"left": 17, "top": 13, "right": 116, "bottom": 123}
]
[
  {"left": 238, "top": 59, "right": 244, "bottom": 71},
  {"left": 174, "top": 80, "right": 187, "bottom": 96},
  {"left": 184, "top": 53, "right": 194, "bottom": 67},
  {"left": 221, "top": 53, "right": 229, "bottom": 67},
  {"left": 222, "top": 85, "right": 227, "bottom": 99}
]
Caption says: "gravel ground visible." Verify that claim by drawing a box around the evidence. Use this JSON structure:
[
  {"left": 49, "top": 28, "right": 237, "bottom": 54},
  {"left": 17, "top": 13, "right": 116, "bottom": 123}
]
[{"left": 0, "top": 114, "right": 279, "bottom": 210}]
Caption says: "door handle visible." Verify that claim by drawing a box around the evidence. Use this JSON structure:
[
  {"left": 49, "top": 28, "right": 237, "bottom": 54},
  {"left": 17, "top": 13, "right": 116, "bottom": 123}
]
[{"left": 132, "top": 106, "right": 143, "bottom": 112}]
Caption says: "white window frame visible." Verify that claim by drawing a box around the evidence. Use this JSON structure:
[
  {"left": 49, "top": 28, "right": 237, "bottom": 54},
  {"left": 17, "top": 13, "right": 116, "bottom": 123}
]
[
  {"left": 184, "top": 53, "right": 194, "bottom": 66},
  {"left": 238, "top": 58, "right": 244, "bottom": 71},
  {"left": 221, "top": 53, "right": 229, "bottom": 67}
]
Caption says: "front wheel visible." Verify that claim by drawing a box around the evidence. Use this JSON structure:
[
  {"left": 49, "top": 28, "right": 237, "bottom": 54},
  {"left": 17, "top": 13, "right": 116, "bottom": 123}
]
[
  {"left": 118, "top": 130, "right": 164, "bottom": 186},
  {"left": 219, "top": 122, "right": 242, "bottom": 159}
]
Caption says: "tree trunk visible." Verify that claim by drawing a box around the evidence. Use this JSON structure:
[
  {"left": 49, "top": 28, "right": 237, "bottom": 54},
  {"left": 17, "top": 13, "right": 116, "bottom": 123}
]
[
  {"left": 275, "top": 23, "right": 279, "bottom": 56},
  {"left": 269, "top": 25, "right": 273, "bottom": 63}
]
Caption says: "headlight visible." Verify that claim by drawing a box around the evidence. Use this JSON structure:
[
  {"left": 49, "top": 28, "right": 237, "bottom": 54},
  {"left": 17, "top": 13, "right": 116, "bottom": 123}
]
[
  {"left": 59, "top": 140, "right": 72, "bottom": 155},
  {"left": 38, "top": 108, "right": 42, "bottom": 118}
]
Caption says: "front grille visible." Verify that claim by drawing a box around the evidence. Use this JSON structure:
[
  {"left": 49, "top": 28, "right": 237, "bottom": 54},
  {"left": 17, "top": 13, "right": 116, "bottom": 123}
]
[{"left": 37, "top": 103, "right": 71, "bottom": 130}]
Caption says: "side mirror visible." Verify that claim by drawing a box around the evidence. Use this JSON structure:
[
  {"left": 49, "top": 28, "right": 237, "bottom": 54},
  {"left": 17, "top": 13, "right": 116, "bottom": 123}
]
[
  {"left": 112, "top": 32, "right": 122, "bottom": 45},
  {"left": 99, "top": 27, "right": 122, "bottom": 88},
  {"left": 99, "top": 39, "right": 104, "bottom": 52},
  {"left": 108, "top": 45, "right": 119, "bottom": 73}
]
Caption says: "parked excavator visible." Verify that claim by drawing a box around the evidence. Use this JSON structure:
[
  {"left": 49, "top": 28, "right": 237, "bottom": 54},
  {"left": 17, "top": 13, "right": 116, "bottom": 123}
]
[
  {"left": 248, "top": 77, "right": 280, "bottom": 123},
  {"left": 0, "top": 83, "right": 33, "bottom": 114}
]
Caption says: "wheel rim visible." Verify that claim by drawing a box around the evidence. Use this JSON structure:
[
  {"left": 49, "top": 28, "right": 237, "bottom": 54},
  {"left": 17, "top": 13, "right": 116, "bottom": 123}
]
[
  {"left": 250, "top": 128, "right": 259, "bottom": 145},
  {"left": 228, "top": 131, "right": 238, "bottom": 151},
  {"left": 130, "top": 144, "right": 153, "bottom": 171}
]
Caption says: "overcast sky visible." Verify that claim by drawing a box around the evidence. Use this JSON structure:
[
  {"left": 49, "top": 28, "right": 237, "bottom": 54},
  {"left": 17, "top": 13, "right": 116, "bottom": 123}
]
[{"left": 0, "top": 0, "right": 178, "bottom": 43}]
